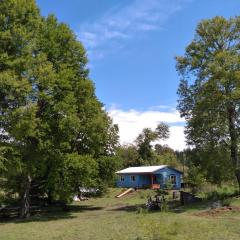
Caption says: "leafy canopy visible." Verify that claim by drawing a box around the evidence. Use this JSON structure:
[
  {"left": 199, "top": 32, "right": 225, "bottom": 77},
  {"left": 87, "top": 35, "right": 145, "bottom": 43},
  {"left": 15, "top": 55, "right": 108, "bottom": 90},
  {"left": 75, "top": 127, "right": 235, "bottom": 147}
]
[
  {"left": 176, "top": 16, "right": 240, "bottom": 189},
  {"left": 0, "top": 0, "right": 119, "bottom": 212}
]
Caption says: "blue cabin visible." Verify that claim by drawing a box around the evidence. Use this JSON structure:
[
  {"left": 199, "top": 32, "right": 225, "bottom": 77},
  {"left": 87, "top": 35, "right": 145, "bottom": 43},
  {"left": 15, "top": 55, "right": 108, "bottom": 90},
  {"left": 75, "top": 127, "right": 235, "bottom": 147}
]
[{"left": 116, "top": 165, "right": 182, "bottom": 190}]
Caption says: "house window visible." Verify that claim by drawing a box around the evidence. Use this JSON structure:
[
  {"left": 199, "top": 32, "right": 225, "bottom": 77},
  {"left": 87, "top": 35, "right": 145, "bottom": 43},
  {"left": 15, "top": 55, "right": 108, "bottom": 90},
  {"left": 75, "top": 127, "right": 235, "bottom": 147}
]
[
  {"left": 130, "top": 175, "right": 136, "bottom": 182},
  {"left": 169, "top": 175, "right": 176, "bottom": 184},
  {"left": 120, "top": 176, "right": 125, "bottom": 182}
]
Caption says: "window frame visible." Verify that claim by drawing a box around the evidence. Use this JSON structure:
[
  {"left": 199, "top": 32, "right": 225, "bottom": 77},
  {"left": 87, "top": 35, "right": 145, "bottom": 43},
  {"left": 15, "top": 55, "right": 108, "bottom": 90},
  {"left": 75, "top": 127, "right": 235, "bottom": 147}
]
[
  {"left": 169, "top": 175, "right": 176, "bottom": 185},
  {"left": 130, "top": 175, "right": 136, "bottom": 182},
  {"left": 120, "top": 175, "right": 125, "bottom": 182}
]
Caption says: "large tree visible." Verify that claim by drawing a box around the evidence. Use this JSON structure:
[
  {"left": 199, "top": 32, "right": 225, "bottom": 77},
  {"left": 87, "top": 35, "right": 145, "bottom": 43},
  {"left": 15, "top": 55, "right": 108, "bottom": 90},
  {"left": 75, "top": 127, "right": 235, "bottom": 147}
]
[
  {"left": 0, "top": 0, "right": 119, "bottom": 218},
  {"left": 135, "top": 123, "right": 170, "bottom": 165},
  {"left": 154, "top": 144, "right": 179, "bottom": 168},
  {"left": 176, "top": 16, "right": 240, "bottom": 191},
  {"left": 116, "top": 144, "right": 140, "bottom": 167}
]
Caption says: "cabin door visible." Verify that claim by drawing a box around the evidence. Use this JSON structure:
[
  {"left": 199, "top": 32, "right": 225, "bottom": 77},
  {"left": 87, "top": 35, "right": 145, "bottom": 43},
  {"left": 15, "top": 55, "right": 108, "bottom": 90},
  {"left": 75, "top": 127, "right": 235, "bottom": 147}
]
[{"left": 150, "top": 175, "right": 160, "bottom": 189}]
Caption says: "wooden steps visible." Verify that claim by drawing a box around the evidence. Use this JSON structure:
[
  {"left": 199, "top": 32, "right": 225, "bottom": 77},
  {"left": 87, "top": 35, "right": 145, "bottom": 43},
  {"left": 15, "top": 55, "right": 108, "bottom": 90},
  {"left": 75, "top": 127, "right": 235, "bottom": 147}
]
[{"left": 116, "top": 188, "right": 135, "bottom": 198}]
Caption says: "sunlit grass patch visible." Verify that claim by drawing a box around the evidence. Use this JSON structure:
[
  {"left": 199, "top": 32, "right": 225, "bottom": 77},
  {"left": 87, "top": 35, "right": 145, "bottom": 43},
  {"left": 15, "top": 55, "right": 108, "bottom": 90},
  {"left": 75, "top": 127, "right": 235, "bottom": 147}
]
[{"left": 0, "top": 188, "right": 240, "bottom": 240}]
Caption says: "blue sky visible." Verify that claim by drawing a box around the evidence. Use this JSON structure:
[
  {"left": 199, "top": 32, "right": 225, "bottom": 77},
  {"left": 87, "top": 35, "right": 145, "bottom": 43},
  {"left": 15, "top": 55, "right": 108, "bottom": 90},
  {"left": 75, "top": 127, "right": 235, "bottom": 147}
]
[{"left": 36, "top": 0, "right": 240, "bottom": 150}]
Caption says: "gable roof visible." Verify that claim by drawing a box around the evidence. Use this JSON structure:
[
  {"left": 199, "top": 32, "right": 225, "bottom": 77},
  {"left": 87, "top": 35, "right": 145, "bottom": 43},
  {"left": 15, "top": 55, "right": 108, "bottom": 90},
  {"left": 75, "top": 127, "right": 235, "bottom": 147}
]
[
  {"left": 116, "top": 165, "right": 183, "bottom": 174},
  {"left": 116, "top": 165, "right": 167, "bottom": 174}
]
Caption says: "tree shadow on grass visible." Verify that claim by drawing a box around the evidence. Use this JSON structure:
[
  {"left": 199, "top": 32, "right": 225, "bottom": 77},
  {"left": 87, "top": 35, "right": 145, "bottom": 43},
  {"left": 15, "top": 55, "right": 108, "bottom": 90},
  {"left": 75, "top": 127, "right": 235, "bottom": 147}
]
[
  {"left": 109, "top": 200, "right": 211, "bottom": 215},
  {"left": 109, "top": 204, "right": 145, "bottom": 212},
  {"left": 0, "top": 204, "right": 104, "bottom": 224},
  {"left": 67, "top": 204, "right": 104, "bottom": 213}
]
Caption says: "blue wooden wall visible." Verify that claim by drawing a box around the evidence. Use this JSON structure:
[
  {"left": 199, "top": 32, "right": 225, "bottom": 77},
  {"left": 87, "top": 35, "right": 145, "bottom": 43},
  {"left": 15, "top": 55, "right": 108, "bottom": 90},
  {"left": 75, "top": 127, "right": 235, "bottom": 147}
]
[
  {"left": 155, "top": 167, "right": 182, "bottom": 190},
  {"left": 116, "top": 166, "right": 182, "bottom": 190}
]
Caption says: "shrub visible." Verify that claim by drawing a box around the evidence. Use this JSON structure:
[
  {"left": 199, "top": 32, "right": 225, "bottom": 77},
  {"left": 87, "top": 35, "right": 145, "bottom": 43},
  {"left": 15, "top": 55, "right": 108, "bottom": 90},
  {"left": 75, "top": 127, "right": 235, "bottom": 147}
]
[
  {"left": 222, "top": 198, "right": 231, "bottom": 207},
  {"left": 160, "top": 200, "right": 169, "bottom": 212},
  {"left": 186, "top": 166, "right": 207, "bottom": 194},
  {"left": 205, "top": 185, "right": 239, "bottom": 201}
]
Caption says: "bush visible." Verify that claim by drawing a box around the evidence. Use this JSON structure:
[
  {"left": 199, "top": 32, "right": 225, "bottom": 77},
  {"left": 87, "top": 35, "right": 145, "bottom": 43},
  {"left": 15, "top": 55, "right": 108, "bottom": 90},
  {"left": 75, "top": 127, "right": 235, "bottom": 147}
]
[
  {"left": 186, "top": 166, "right": 207, "bottom": 194},
  {"left": 156, "top": 189, "right": 168, "bottom": 196},
  {"left": 205, "top": 185, "right": 239, "bottom": 201},
  {"left": 160, "top": 200, "right": 169, "bottom": 212},
  {"left": 222, "top": 198, "right": 232, "bottom": 207}
]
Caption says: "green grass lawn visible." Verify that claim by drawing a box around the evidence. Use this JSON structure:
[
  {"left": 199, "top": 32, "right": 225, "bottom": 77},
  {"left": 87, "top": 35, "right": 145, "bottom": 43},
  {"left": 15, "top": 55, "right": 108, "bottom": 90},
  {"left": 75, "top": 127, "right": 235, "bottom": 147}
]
[{"left": 0, "top": 188, "right": 240, "bottom": 240}]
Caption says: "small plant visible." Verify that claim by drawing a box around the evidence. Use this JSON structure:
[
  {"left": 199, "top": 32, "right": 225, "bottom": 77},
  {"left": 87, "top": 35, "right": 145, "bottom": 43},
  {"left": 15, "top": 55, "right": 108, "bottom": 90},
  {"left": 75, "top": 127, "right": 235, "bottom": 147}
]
[
  {"left": 165, "top": 179, "right": 173, "bottom": 190},
  {"left": 222, "top": 198, "right": 231, "bottom": 207},
  {"left": 136, "top": 207, "right": 148, "bottom": 214},
  {"left": 156, "top": 189, "right": 168, "bottom": 196},
  {"left": 160, "top": 199, "right": 169, "bottom": 212}
]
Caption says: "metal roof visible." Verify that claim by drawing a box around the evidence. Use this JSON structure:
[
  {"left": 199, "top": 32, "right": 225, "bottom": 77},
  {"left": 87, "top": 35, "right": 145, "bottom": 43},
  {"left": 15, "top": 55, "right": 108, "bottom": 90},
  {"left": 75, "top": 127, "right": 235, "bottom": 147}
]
[{"left": 116, "top": 165, "right": 168, "bottom": 174}]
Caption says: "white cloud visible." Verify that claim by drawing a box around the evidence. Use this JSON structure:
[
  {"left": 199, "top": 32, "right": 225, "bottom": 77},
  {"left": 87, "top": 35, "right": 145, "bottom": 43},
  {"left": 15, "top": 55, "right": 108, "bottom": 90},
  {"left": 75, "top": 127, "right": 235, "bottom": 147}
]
[
  {"left": 77, "top": 0, "right": 190, "bottom": 59},
  {"left": 108, "top": 106, "right": 186, "bottom": 150},
  {"left": 159, "top": 126, "right": 186, "bottom": 151}
]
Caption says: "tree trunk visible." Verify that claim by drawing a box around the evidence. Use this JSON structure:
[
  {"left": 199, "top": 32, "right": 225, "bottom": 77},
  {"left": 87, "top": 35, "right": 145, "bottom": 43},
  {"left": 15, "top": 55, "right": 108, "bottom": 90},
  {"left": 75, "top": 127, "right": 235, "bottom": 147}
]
[
  {"left": 61, "top": 201, "right": 68, "bottom": 212},
  {"left": 20, "top": 175, "right": 32, "bottom": 218},
  {"left": 235, "top": 170, "right": 240, "bottom": 195},
  {"left": 228, "top": 104, "right": 240, "bottom": 194},
  {"left": 47, "top": 189, "right": 53, "bottom": 205}
]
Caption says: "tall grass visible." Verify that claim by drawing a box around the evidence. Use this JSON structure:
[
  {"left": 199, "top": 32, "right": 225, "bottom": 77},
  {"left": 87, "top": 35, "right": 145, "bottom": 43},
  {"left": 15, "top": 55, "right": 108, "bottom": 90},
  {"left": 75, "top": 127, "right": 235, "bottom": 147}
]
[{"left": 198, "top": 183, "right": 239, "bottom": 200}]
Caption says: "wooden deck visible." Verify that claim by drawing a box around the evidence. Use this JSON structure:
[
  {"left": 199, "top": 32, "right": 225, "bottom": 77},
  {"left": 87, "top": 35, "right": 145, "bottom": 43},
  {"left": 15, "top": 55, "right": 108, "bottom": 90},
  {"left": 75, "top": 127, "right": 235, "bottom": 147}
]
[{"left": 151, "top": 184, "right": 160, "bottom": 189}]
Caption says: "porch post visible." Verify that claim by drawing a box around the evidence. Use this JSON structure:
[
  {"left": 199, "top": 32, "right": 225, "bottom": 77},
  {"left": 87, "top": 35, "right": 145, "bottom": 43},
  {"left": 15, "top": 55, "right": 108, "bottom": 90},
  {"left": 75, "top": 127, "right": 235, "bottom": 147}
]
[{"left": 151, "top": 174, "right": 153, "bottom": 188}]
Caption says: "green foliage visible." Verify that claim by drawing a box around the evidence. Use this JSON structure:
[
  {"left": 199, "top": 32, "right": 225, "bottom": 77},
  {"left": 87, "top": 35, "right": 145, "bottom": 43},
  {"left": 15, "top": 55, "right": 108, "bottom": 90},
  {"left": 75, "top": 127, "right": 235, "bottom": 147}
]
[
  {"left": 116, "top": 144, "right": 140, "bottom": 167},
  {"left": 202, "top": 185, "right": 239, "bottom": 201},
  {"left": 222, "top": 198, "right": 232, "bottom": 207},
  {"left": 116, "top": 135, "right": 180, "bottom": 169},
  {"left": 135, "top": 123, "right": 170, "bottom": 165},
  {"left": 154, "top": 144, "right": 179, "bottom": 168},
  {"left": 124, "top": 143, "right": 181, "bottom": 175},
  {"left": 160, "top": 199, "right": 169, "bottom": 212},
  {"left": 181, "top": 147, "right": 234, "bottom": 185},
  {"left": 0, "top": 0, "right": 119, "bottom": 215},
  {"left": 46, "top": 154, "right": 98, "bottom": 203},
  {"left": 176, "top": 16, "right": 240, "bottom": 190},
  {"left": 97, "top": 156, "right": 122, "bottom": 186},
  {"left": 156, "top": 189, "right": 168, "bottom": 196},
  {"left": 155, "top": 123, "right": 170, "bottom": 140},
  {"left": 135, "top": 128, "right": 158, "bottom": 162},
  {"left": 165, "top": 179, "right": 174, "bottom": 190},
  {"left": 186, "top": 166, "right": 206, "bottom": 194}
]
